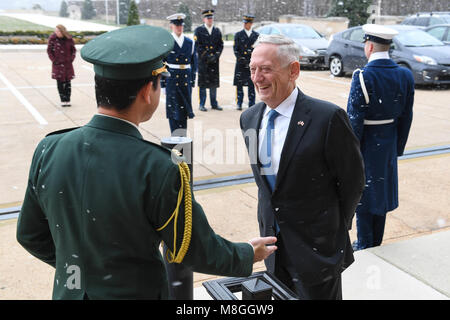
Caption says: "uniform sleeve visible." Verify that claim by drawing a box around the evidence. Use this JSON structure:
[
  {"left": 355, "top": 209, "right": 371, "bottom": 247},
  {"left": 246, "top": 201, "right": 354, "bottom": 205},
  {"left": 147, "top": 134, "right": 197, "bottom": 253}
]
[
  {"left": 149, "top": 164, "right": 253, "bottom": 277},
  {"left": 216, "top": 29, "right": 224, "bottom": 57},
  {"left": 397, "top": 71, "right": 414, "bottom": 156},
  {"left": 233, "top": 33, "right": 239, "bottom": 58},
  {"left": 346, "top": 70, "right": 368, "bottom": 141},
  {"left": 190, "top": 42, "right": 197, "bottom": 87},
  {"left": 325, "top": 109, "right": 365, "bottom": 229},
  {"left": 16, "top": 145, "right": 56, "bottom": 267}
]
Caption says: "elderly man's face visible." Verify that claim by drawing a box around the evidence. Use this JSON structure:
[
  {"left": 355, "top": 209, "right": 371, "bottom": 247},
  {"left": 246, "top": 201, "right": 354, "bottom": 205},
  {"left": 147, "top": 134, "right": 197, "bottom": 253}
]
[{"left": 250, "top": 43, "right": 299, "bottom": 108}]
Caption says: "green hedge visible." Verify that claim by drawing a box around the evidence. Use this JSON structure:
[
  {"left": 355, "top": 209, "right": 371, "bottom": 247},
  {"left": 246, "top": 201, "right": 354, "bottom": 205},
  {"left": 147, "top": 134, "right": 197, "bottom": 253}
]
[{"left": 0, "top": 30, "right": 107, "bottom": 45}]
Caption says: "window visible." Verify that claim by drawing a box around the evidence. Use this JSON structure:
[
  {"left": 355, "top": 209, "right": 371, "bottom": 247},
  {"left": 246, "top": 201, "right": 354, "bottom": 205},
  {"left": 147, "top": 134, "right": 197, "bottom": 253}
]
[
  {"left": 427, "top": 27, "right": 445, "bottom": 41},
  {"left": 349, "top": 28, "right": 364, "bottom": 42},
  {"left": 415, "top": 17, "right": 429, "bottom": 26}
]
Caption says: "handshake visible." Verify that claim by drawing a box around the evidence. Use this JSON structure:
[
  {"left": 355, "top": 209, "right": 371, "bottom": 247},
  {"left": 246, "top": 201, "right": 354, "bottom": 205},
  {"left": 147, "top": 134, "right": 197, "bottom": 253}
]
[{"left": 249, "top": 236, "right": 277, "bottom": 263}]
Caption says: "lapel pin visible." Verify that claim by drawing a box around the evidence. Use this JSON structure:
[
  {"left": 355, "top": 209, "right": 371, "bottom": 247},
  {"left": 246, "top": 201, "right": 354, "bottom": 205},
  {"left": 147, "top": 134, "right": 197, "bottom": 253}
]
[{"left": 298, "top": 121, "right": 304, "bottom": 126}]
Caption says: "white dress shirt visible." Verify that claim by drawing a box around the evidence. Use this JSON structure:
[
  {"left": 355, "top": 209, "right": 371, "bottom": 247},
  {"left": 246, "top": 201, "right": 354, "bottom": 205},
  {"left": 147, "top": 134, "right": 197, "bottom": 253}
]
[
  {"left": 258, "top": 88, "right": 298, "bottom": 175},
  {"left": 368, "top": 51, "right": 390, "bottom": 63},
  {"left": 204, "top": 24, "right": 213, "bottom": 35},
  {"left": 172, "top": 33, "right": 184, "bottom": 48}
]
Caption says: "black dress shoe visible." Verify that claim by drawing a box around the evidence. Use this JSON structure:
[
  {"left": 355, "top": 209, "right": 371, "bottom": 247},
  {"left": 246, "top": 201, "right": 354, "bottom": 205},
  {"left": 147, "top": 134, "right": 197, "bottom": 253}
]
[
  {"left": 236, "top": 105, "right": 242, "bottom": 111},
  {"left": 212, "top": 105, "right": 223, "bottom": 111},
  {"left": 199, "top": 105, "right": 207, "bottom": 112}
]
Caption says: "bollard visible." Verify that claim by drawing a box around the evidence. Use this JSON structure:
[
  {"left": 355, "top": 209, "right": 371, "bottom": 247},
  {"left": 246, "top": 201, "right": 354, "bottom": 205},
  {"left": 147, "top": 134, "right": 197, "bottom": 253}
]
[
  {"left": 203, "top": 271, "right": 299, "bottom": 300},
  {"left": 161, "top": 136, "right": 194, "bottom": 300},
  {"left": 241, "top": 278, "right": 273, "bottom": 300}
]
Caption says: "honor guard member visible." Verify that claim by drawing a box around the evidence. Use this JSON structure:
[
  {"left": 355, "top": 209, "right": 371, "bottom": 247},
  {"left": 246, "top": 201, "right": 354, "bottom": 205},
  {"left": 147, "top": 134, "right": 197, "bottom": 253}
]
[
  {"left": 162, "top": 13, "right": 197, "bottom": 136},
  {"left": 233, "top": 14, "right": 258, "bottom": 111},
  {"left": 194, "top": 9, "right": 224, "bottom": 111},
  {"left": 346, "top": 24, "right": 414, "bottom": 251},
  {"left": 16, "top": 25, "right": 277, "bottom": 300}
]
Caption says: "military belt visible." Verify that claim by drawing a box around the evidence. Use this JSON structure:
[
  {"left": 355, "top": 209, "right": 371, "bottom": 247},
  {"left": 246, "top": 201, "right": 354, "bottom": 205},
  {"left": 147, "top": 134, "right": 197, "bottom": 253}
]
[
  {"left": 167, "top": 63, "right": 191, "bottom": 70},
  {"left": 364, "top": 119, "right": 394, "bottom": 125}
]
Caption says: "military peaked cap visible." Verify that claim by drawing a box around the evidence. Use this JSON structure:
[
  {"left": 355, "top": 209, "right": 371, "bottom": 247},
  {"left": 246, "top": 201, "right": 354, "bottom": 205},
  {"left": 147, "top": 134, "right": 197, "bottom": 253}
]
[
  {"left": 81, "top": 25, "right": 173, "bottom": 80},
  {"left": 202, "top": 9, "right": 214, "bottom": 18},
  {"left": 167, "top": 13, "right": 186, "bottom": 26},
  {"left": 243, "top": 14, "right": 255, "bottom": 23},
  {"left": 362, "top": 24, "right": 398, "bottom": 44}
]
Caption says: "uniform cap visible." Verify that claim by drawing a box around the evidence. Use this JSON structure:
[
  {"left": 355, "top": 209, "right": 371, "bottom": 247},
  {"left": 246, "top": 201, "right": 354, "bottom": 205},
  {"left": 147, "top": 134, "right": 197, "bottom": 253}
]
[
  {"left": 202, "top": 9, "right": 214, "bottom": 18},
  {"left": 362, "top": 24, "right": 398, "bottom": 44},
  {"left": 243, "top": 14, "right": 255, "bottom": 23},
  {"left": 81, "top": 25, "right": 173, "bottom": 80},
  {"left": 167, "top": 13, "right": 186, "bottom": 26}
]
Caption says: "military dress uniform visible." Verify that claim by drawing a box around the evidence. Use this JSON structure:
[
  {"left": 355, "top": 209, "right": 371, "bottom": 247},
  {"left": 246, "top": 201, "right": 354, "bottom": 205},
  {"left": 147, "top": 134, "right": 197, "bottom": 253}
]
[
  {"left": 162, "top": 14, "right": 197, "bottom": 136},
  {"left": 346, "top": 24, "right": 414, "bottom": 250},
  {"left": 233, "top": 15, "right": 258, "bottom": 110},
  {"left": 16, "top": 25, "right": 254, "bottom": 300},
  {"left": 194, "top": 10, "right": 224, "bottom": 111}
]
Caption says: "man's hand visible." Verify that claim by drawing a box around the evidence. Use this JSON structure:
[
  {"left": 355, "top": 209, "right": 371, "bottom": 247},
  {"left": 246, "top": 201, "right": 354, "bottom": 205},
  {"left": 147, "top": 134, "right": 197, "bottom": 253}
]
[{"left": 249, "top": 237, "right": 277, "bottom": 263}]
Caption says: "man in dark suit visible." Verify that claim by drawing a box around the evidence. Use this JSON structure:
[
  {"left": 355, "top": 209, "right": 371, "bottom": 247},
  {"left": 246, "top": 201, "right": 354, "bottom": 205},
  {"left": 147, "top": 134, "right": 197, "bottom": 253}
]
[
  {"left": 194, "top": 9, "right": 224, "bottom": 111},
  {"left": 240, "top": 34, "right": 365, "bottom": 299},
  {"left": 16, "top": 25, "right": 277, "bottom": 300},
  {"left": 347, "top": 24, "right": 414, "bottom": 251},
  {"left": 233, "top": 14, "right": 258, "bottom": 111}
]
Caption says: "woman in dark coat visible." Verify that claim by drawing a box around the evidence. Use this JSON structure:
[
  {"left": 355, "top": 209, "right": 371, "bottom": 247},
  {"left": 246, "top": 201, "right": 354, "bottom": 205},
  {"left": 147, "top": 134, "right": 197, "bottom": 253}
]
[{"left": 47, "top": 24, "right": 76, "bottom": 107}]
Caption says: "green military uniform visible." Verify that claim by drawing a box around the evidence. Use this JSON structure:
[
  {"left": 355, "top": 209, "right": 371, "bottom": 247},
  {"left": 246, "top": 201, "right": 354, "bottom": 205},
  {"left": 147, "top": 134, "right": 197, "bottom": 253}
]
[{"left": 16, "top": 25, "right": 254, "bottom": 300}]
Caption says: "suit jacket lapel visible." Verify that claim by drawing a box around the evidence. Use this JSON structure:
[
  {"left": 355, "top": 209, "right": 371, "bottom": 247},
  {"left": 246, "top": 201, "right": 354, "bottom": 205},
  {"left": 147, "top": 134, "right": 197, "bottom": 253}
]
[{"left": 275, "top": 89, "right": 311, "bottom": 190}]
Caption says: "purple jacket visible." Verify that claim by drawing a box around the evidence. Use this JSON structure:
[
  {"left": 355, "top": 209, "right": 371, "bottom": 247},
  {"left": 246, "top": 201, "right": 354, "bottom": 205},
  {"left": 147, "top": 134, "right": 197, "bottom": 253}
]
[{"left": 47, "top": 33, "right": 76, "bottom": 81}]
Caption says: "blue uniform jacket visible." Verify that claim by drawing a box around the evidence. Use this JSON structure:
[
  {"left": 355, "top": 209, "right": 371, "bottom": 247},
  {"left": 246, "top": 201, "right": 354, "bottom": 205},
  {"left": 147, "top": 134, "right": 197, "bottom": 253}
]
[
  {"left": 233, "top": 29, "right": 259, "bottom": 86},
  {"left": 347, "top": 58, "right": 414, "bottom": 215},
  {"left": 194, "top": 25, "right": 223, "bottom": 88},
  {"left": 162, "top": 36, "right": 197, "bottom": 121}
]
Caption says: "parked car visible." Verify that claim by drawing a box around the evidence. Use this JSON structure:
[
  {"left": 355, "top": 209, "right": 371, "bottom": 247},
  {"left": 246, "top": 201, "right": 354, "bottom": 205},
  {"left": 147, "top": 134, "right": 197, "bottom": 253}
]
[
  {"left": 325, "top": 25, "right": 450, "bottom": 85},
  {"left": 255, "top": 23, "right": 328, "bottom": 67},
  {"left": 425, "top": 24, "right": 450, "bottom": 45},
  {"left": 401, "top": 12, "right": 450, "bottom": 27}
]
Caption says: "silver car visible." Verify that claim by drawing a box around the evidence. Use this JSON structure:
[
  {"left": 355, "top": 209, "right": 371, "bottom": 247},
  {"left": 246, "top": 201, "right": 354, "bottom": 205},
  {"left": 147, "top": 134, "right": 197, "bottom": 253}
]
[{"left": 255, "top": 23, "right": 329, "bottom": 67}]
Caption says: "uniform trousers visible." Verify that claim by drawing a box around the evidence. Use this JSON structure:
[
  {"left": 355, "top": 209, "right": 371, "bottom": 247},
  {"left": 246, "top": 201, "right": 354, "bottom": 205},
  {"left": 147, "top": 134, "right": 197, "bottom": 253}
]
[
  {"left": 236, "top": 82, "right": 256, "bottom": 108},
  {"left": 355, "top": 211, "right": 387, "bottom": 250},
  {"left": 273, "top": 235, "right": 343, "bottom": 300},
  {"left": 169, "top": 118, "right": 187, "bottom": 137},
  {"left": 199, "top": 87, "right": 218, "bottom": 108},
  {"left": 56, "top": 80, "right": 71, "bottom": 102}
]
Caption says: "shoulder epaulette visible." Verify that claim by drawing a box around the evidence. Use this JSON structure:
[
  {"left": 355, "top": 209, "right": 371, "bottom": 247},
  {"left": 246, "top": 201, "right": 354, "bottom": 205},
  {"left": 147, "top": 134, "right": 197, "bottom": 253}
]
[{"left": 45, "top": 127, "right": 79, "bottom": 137}]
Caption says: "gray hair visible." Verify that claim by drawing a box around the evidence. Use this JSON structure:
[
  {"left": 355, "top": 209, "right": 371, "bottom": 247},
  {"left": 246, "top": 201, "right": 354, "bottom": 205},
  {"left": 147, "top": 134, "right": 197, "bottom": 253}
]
[{"left": 253, "top": 34, "right": 300, "bottom": 66}]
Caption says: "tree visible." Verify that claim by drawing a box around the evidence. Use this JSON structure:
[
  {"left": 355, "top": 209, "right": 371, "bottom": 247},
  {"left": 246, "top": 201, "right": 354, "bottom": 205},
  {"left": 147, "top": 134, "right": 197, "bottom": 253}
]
[
  {"left": 328, "top": 0, "right": 371, "bottom": 27},
  {"left": 59, "top": 1, "right": 69, "bottom": 17},
  {"left": 178, "top": 3, "right": 192, "bottom": 32},
  {"left": 81, "top": 0, "right": 96, "bottom": 20},
  {"left": 127, "top": 1, "right": 140, "bottom": 26}
]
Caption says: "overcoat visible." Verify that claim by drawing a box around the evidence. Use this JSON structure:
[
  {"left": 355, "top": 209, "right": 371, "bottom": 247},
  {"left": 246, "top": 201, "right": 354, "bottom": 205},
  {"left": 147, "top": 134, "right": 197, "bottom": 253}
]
[
  {"left": 233, "top": 29, "right": 259, "bottom": 86},
  {"left": 162, "top": 36, "right": 197, "bottom": 121},
  {"left": 47, "top": 33, "right": 76, "bottom": 81},
  {"left": 347, "top": 59, "right": 414, "bottom": 216},
  {"left": 17, "top": 115, "right": 253, "bottom": 299},
  {"left": 240, "top": 89, "right": 365, "bottom": 286},
  {"left": 194, "top": 25, "right": 223, "bottom": 88}
]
